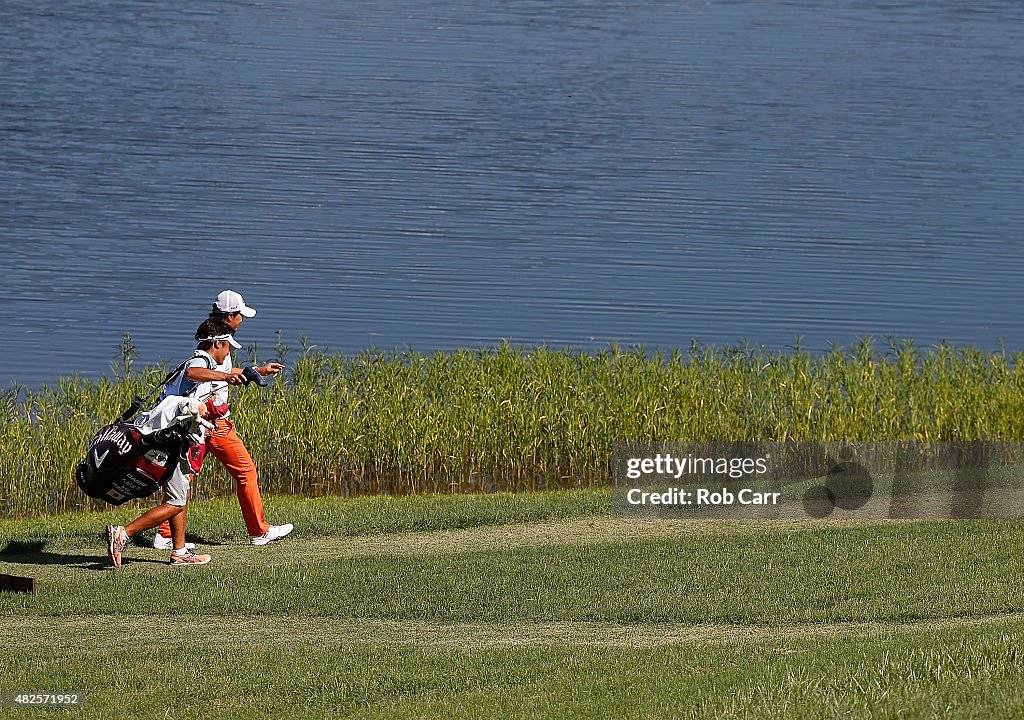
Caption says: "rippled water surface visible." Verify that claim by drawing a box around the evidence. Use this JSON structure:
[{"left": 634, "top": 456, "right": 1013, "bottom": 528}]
[{"left": 3, "top": 0, "right": 1024, "bottom": 385}]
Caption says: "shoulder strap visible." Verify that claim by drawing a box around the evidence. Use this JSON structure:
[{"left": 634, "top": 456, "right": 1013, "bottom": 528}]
[
  {"left": 150, "top": 353, "right": 214, "bottom": 401},
  {"left": 117, "top": 352, "right": 213, "bottom": 424},
  {"left": 173, "top": 352, "right": 215, "bottom": 393},
  {"left": 184, "top": 352, "right": 215, "bottom": 371},
  {"left": 184, "top": 352, "right": 225, "bottom": 398}
]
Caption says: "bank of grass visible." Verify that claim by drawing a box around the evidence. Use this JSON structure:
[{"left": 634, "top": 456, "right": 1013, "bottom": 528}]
[
  {"left": 5, "top": 338, "right": 1024, "bottom": 516},
  {"left": 1, "top": 490, "right": 1023, "bottom": 719}
]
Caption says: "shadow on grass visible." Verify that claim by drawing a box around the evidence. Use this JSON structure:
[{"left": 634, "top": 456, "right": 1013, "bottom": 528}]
[{"left": 0, "top": 540, "right": 166, "bottom": 570}]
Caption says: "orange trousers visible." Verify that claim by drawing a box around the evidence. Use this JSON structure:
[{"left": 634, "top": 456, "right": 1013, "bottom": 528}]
[{"left": 158, "top": 420, "right": 269, "bottom": 538}]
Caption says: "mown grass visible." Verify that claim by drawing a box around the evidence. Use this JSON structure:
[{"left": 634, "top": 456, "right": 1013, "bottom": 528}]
[
  {"left": 3, "top": 622, "right": 1023, "bottom": 719},
  {"left": 0, "top": 489, "right": 610, "bottom": 548},
  {"left": 5, "top": 338, "right": 1024, "bottom": 516},
  {"left": 1, "top": 491, "right": 1023, "bottom": 719},
  {"left": 4, "top": 512, "right": 1024, "bottom": 624}
]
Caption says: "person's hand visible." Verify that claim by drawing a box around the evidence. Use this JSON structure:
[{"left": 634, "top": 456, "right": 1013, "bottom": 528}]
[
  {"left": 224, "top": 368, "right": 247, "bottom": 385},
  {"left": 257, "top": 362, "right": 285, "bottom": 377}
]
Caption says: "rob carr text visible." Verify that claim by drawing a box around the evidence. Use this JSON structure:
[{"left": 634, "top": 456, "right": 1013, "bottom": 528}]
[{"left": 626, "top": 487, "right": 781, "bottom": 506}]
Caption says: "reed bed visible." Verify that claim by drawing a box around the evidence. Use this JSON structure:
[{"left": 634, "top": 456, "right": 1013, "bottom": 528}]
[{"left": 3, "top": 338, "right": 1024, "bottom": 517}]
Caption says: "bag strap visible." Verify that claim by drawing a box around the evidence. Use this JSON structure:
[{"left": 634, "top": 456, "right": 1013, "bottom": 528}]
[
  {"left": 181, "top": 353, "right": 217, "bottom": 397},
  {"left": 116, "top": 352, "right": 214, "bottom": 423}
]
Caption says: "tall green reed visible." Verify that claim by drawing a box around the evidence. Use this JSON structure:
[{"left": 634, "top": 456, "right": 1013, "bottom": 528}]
[{"left": 3, "top": 338, "right": 1024, "bottom": 517}]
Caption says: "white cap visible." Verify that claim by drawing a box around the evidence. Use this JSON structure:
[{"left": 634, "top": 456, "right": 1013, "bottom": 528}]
[{"left": 215, "top": 290, "right": 256, "bottom": 318}]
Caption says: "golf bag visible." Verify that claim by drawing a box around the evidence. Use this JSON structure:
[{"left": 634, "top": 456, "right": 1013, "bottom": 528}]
[
  {"left": 74, "top": 419, "right": 203, "bottom": 506},
  {"left": 74, "top": 353, "right": 213, "bottom": 507}
]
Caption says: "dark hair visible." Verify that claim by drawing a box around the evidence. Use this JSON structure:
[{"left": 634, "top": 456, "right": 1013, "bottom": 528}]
[
  {"left": 194, "top": 317, "right": 235, "bottom": 351},
  {"left": 209, "top": 303, "right": 240, "bottom": 318}
]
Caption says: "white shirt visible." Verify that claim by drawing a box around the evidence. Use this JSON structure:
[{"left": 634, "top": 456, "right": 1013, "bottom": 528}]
[{"left": 209, "top": 350, "right": 232, "bottom": 410}]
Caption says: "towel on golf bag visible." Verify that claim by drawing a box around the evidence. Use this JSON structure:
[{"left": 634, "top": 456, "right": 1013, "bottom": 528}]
[{"left": 74, "top": 396, "right": 208, "bottom": 506}]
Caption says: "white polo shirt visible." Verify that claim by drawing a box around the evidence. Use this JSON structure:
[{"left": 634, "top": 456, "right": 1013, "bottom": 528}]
[{"left": 210, "top": 350, "right": 232, "bottom": 411}]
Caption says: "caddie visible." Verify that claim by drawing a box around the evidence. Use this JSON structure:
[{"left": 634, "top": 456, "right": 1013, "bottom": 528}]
[{"left": 104, "top": 395, "right": 213, "bottom": 568}]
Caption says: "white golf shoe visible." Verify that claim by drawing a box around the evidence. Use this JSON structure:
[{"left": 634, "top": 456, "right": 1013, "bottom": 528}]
[
  {"left": 250, "top": 523, "right": 294, "bottom": 546},
  {"left": 152, "top": 535, "right": 195, "bottom": 551}
]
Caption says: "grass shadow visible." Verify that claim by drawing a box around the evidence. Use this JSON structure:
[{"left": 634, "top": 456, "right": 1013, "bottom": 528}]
[{"left": 0, "top": 540, "right": 163, "bottom": 570}]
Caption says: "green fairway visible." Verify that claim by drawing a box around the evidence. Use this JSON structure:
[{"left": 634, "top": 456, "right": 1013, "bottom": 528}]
[{"left": 2, "top": 490, "right": 1023, "bottom": 718}]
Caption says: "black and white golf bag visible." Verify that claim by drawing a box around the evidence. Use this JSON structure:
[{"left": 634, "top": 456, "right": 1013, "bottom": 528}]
[{"left": 74, "top": 397, "right": 208, "bottom": 506}]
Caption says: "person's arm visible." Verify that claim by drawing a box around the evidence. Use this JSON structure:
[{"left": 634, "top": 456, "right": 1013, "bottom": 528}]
[{"left": 186, "top": 367, "right": 246, "bottom": 385}]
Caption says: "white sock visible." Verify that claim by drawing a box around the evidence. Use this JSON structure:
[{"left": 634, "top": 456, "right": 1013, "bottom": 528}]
[{"left": 172, "top": 548, "right": 188, "bottom": 556}]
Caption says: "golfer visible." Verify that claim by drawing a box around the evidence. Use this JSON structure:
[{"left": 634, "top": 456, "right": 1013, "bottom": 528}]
[{"left": 153, "top": 295, "right": 292, "bottom": 547}]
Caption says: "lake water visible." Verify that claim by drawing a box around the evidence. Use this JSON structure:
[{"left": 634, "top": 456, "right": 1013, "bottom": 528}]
[{"left": 3, "top": 0, "right": 1024, "bottom": 386}]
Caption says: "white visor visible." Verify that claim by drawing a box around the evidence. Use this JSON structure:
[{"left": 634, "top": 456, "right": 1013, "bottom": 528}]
[{"left": 198, "top": 333, "right": 242, "bottom": 349}]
